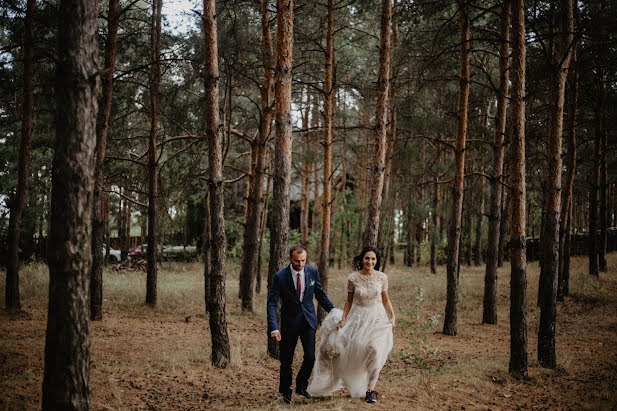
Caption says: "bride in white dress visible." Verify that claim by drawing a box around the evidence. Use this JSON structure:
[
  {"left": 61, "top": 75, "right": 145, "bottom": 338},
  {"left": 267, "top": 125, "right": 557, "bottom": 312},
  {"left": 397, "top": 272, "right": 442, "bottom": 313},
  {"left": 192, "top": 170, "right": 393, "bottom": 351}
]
[{"left": 308, "top": 247, "right": 395, "bottom": 403}]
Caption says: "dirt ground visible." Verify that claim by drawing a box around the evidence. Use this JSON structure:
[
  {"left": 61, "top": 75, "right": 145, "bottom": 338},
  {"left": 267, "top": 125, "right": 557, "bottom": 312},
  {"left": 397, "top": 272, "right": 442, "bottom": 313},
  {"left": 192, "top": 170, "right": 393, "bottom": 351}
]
[{"left": 1, "top": 253, "right": 616, "bottom": 410}]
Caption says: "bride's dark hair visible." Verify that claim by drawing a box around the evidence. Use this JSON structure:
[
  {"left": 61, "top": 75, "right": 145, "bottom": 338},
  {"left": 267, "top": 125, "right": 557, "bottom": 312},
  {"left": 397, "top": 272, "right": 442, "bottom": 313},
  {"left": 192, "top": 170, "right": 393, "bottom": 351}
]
[{"left": 352, "top": 246, "right": 381, "bottom": 271}]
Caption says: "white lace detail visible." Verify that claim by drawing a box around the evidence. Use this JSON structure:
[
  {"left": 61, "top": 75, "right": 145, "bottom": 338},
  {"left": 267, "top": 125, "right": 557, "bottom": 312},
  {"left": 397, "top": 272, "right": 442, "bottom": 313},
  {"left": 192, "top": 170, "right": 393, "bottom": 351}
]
[{"left": 347, "top": 271, "right": 388, "bottom": 307}]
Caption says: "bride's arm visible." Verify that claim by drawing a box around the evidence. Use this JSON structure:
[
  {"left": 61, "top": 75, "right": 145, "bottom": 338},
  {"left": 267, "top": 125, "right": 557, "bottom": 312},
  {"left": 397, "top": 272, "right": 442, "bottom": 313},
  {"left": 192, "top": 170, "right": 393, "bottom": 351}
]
[
  {"left": 337, "top": 292, "right": 353, "bottom": 329},
  {"left": 382, "top": 290, "right": 396, "bottom": 327}
]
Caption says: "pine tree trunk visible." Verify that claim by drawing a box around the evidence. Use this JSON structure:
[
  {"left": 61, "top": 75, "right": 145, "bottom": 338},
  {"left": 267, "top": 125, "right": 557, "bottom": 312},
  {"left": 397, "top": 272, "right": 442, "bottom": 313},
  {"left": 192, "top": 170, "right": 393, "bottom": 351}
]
[
  {"left": 508, "top": 0, "right": 528, "bottom": 378},
  {"left": 443, "top": 0, "right": 470, "bottom": 336},
  {"left": 474, "top": 182, "right": 485, "bottom": 266},
  {"left": 483, "top": 0, "right": 511, "bottom": 324},
  {"left": 416, "top": 222, "right": 423, "bottom": 264},
  {"left": 598, "top": 81, "right": 608, "bottom": 272},
  {"left": 239, "top": 0, "right": 274, "bottom": 312},
  {"left": 465, "top": 194, "right": 472, "bottom": 266},
  {"left": 318, "top": 0, "right": 335, "bottom": 323},
  {"left": 382, "top": 190, "right": 397, "bottom": 272},
  {"left": 378, "top": 62, "right": 398, "bottom": 254},
  {"left": 120, "top": 195, "right": 128, "bottom": 261},
  {"left": 430, "top": 149, "right": 440, "bottom": 274},
  {"left": 312, "top": 102, "right": 321, "bottom": 235},
  {"left": 42, "top": 0, "right": 98, "bottom": 407},
  {"left": 498, "top": 158, "right": 511, "bottom": 267},
  {"left": 474, "top": 106, "right": 488, "bottom": 266},
  {"left": 300, "top": 159, "right": 311, "bottom": 247},
  {"left": 91, "top": 0, "right": 120, "bottom": 321},
  {"left": 256, "top": 154, "right": 272, "bottom": 295},
  {"left": 267, "top": 0, "right": 294, "bottom": 360},
  {"left": 563, "top": 209, "right": 572, "bottom": 294},
  {"left": 203, "top": 188, "right": 211, "bottom": 312},
  {"left": 538, "top": 0, "right": 573, "bottom": 370},
  {"left": 300, "top": 94, "right": 312, "bottom": 248},
  {"left": 363, "top": 0, "right": 391, "bottom": 248},
  {"left": 406, "top": 204, "right": 414, "bottom": 267},
  {"left": 202, "top": 0, "right": 230, "bottom": 368},
  {"left": 5, "top": 0, "right": 35, "bottom": 312},
  {"left": 588, "top": 70, "right": 604, "bottom": 277},
  {"left": 146, "top": 0, "right": 162, "bottom": 306},
  {"left": 356, "top": 107, "right": 370, "bottom": 251},
  {"left": 558, "top": 41, "right": 578, "bottom": 301}
]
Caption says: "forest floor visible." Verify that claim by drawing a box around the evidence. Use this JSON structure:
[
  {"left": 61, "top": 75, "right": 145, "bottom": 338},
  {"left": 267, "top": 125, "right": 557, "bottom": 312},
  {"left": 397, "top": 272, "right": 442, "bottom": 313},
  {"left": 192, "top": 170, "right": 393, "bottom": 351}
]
[{"left": 1, "top": 252, "right": 617, "bottom": 410}]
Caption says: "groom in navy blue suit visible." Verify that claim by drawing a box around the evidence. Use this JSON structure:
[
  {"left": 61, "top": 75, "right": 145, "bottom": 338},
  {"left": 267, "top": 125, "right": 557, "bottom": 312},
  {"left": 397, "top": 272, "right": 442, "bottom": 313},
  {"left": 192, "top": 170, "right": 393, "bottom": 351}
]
[{"left": 267, "top": 244, "right": 334, "bottom": 403}]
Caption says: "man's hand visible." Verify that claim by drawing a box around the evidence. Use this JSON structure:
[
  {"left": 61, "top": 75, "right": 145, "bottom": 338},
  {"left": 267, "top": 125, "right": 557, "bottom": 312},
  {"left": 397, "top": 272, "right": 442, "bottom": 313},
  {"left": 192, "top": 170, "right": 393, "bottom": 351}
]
[{"left": 271, "top": 331, "right": 281, "bottom": 342}]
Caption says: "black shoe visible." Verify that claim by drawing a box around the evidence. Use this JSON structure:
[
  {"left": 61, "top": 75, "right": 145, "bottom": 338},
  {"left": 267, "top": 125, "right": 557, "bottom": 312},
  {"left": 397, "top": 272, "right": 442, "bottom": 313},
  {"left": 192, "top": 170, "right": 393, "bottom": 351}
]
[
  {"left": 365, "top": 390, "right": 378, "bottom": 403},
  {"left": 295, "top": 386, "right": 312, "bottom": 399},
  {"left": 281, "top": 392, "right": 292, "bottom": 404}
]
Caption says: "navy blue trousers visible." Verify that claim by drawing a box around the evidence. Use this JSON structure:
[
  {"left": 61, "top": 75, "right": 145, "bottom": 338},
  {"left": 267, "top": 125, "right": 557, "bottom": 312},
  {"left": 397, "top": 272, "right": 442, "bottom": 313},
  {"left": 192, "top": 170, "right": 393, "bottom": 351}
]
[{"left": 278, "top": 318, "right": 316, "bottom": 396}]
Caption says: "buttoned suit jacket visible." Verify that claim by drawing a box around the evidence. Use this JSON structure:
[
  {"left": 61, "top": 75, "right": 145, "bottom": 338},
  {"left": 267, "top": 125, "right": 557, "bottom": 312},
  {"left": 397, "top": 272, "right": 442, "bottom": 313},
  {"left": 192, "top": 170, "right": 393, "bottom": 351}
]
[{"left": 267, "top": 264, "right": 333, "bottom": 335}]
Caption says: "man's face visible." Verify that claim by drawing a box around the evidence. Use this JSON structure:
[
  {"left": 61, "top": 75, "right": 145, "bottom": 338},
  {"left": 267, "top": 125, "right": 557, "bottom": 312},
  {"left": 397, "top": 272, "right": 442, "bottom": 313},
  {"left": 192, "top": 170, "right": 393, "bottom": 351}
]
[{"left": 289, "top": 250, "right": 307, "bottom": 272}]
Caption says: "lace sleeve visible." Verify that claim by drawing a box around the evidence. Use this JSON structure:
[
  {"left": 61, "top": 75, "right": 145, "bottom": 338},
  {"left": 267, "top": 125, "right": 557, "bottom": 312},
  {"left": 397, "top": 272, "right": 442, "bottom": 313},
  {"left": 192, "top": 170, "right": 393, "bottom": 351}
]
[
  {"left": 382, "top": 273, "right": 388, "bottom": 292},
  {"left": 347, "top": 273, "right": 355, "bottom": 293}
]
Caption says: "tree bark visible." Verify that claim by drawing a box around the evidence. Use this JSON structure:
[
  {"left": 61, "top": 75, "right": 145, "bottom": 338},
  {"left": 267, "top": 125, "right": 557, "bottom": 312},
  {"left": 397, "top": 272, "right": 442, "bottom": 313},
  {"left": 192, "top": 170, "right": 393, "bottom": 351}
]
[
  {"left": 538, "top": 0, "right": 573, "bottom": 370},
  {"left": 356, "top": 105, "right": 370, "bottom": 251},
  {"left": 378, "top": 24, "right": 398, "bottom": 256},
  {"left": 465, "top": 193, "right": 472, "bottom": 266},
  {"left": 202, "top": 0, "right": 231, "bottom": 368},
  {"left": 300, "top": 94, "right": 311, "bottom": 248},
  {"left": 474, "top": 104, "right": 488, "bottom": 266},
  {"left": 406, "top": 204, "right": 414, "bottom": 267},
  {"left": 598, "top": 79, "right": 608, "bottom": 272},
  {"left": 362, "top": 0, "right": 391, "bottom": 249},
  {"left": 256, "top": 152, "right": 272, "bottom": 295},
  {"left": 239, "top": 0, "right": 274, "bottom": 312},
  {"left": 91, "top": 0, "right": 120, "bottom": 321},
  {"left": 430, "top": 146, "right": 440, "bottom": 274},
  {"left": 474, "top": 180, "right": 485, "bottom": 266},
  {"left": 558, "top": 41, "right": 578, "bottom": 301},
  {"left": 498, "top": 158, "right": 510, "bottom": 267},
  {"left": 588, "top": 75, "right": 606, "bottom": 276},
  {"left": 42, "top": 0, "right": 98, "bottom": 407},
  {"left": 382, "top": 188, "right": 397, "bottom": 272},
  {"left": 328, "top": 171, "right": 346, "bottom": 267},
  {"left": 203, "top": 188, "right": 211, "bottom": 312},
  {"left": 483, "top": 0, "right": 510, "bottom": 325},
  {"left": 312, "top": 149, "right": 320, "bottom": 234},
  {"left": 6, "top": 0, "right": 35, "bottom": 312},
  {"left": 416, "top": 222, "right": 423, "bottom": 264},
  {"left": 443, "top": 0, "right": 470, "bottom": 336},
  {"left": 146, "top": 0, "right": 162, "bottom": 306},
  {"left": 267, "top": 0, "right": 294, "bottom": 360},
  {"left": 508, "top": 0, "right": 528, "bottom": 378},
  {"left": 317, "top": 0, "right": 335, "bottom": 322}
]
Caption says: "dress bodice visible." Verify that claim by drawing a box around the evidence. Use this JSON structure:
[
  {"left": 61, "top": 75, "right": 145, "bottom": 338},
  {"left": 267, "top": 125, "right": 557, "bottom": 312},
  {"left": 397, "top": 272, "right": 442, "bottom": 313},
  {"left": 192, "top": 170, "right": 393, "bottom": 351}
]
[{"left": 347, "top": 271, "right": 388, "bottom": 307}]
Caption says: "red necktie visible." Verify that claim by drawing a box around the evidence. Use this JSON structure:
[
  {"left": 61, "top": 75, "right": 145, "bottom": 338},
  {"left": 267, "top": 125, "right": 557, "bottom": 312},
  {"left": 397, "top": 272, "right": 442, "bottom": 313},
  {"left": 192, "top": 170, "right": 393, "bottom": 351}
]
[{"left": 297, "top": 272, "right": 302, "bottom": 299}]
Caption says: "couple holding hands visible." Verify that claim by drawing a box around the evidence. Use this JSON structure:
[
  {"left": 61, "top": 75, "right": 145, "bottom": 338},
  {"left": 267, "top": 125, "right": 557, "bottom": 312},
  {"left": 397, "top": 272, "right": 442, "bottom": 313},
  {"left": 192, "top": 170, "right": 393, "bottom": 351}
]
[{"left": 267, "top": 244, "right": 395, "bottom": 404}]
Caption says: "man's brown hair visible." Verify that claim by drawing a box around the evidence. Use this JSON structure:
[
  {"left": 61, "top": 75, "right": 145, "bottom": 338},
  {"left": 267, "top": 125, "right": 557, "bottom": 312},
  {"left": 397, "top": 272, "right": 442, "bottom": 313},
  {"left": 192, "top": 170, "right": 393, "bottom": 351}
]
[{"left": 289, "top": 244, "right": 307, "bottom": 257}]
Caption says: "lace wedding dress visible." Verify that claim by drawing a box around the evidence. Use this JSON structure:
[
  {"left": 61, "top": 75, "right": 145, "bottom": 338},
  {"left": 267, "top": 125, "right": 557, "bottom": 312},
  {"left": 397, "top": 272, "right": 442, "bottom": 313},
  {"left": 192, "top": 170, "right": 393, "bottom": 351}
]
[{"left": 308, "top": 271, "right": 393, "bottom": 398}]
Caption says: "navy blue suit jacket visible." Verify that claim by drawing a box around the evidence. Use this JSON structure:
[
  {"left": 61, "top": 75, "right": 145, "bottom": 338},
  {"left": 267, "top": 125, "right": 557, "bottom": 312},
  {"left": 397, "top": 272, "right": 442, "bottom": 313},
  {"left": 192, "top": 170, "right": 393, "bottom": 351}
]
[{"left": 267, "top": 264, "right": 334, "bottom": 333}]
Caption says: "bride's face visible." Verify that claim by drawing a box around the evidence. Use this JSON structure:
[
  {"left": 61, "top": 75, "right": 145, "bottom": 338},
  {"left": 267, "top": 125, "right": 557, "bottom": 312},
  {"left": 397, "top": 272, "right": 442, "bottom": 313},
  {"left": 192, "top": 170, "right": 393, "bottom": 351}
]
[{"left": 362, "top": 251, "right": 377, "bottom": 271}]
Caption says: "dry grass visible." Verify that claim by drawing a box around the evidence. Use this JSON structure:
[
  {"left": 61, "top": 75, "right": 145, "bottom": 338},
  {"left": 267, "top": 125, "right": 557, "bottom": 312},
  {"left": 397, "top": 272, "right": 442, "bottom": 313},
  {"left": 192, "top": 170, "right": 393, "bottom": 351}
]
[{"left": 1, "top": 253, "right": 617, "bottom": 410}]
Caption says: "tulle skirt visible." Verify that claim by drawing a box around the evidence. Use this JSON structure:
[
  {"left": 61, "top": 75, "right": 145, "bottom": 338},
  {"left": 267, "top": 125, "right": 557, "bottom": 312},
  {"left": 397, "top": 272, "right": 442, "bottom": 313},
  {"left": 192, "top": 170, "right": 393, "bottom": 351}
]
[{"left": 308, "top": 304, "right": 393, "bottom": 398}]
